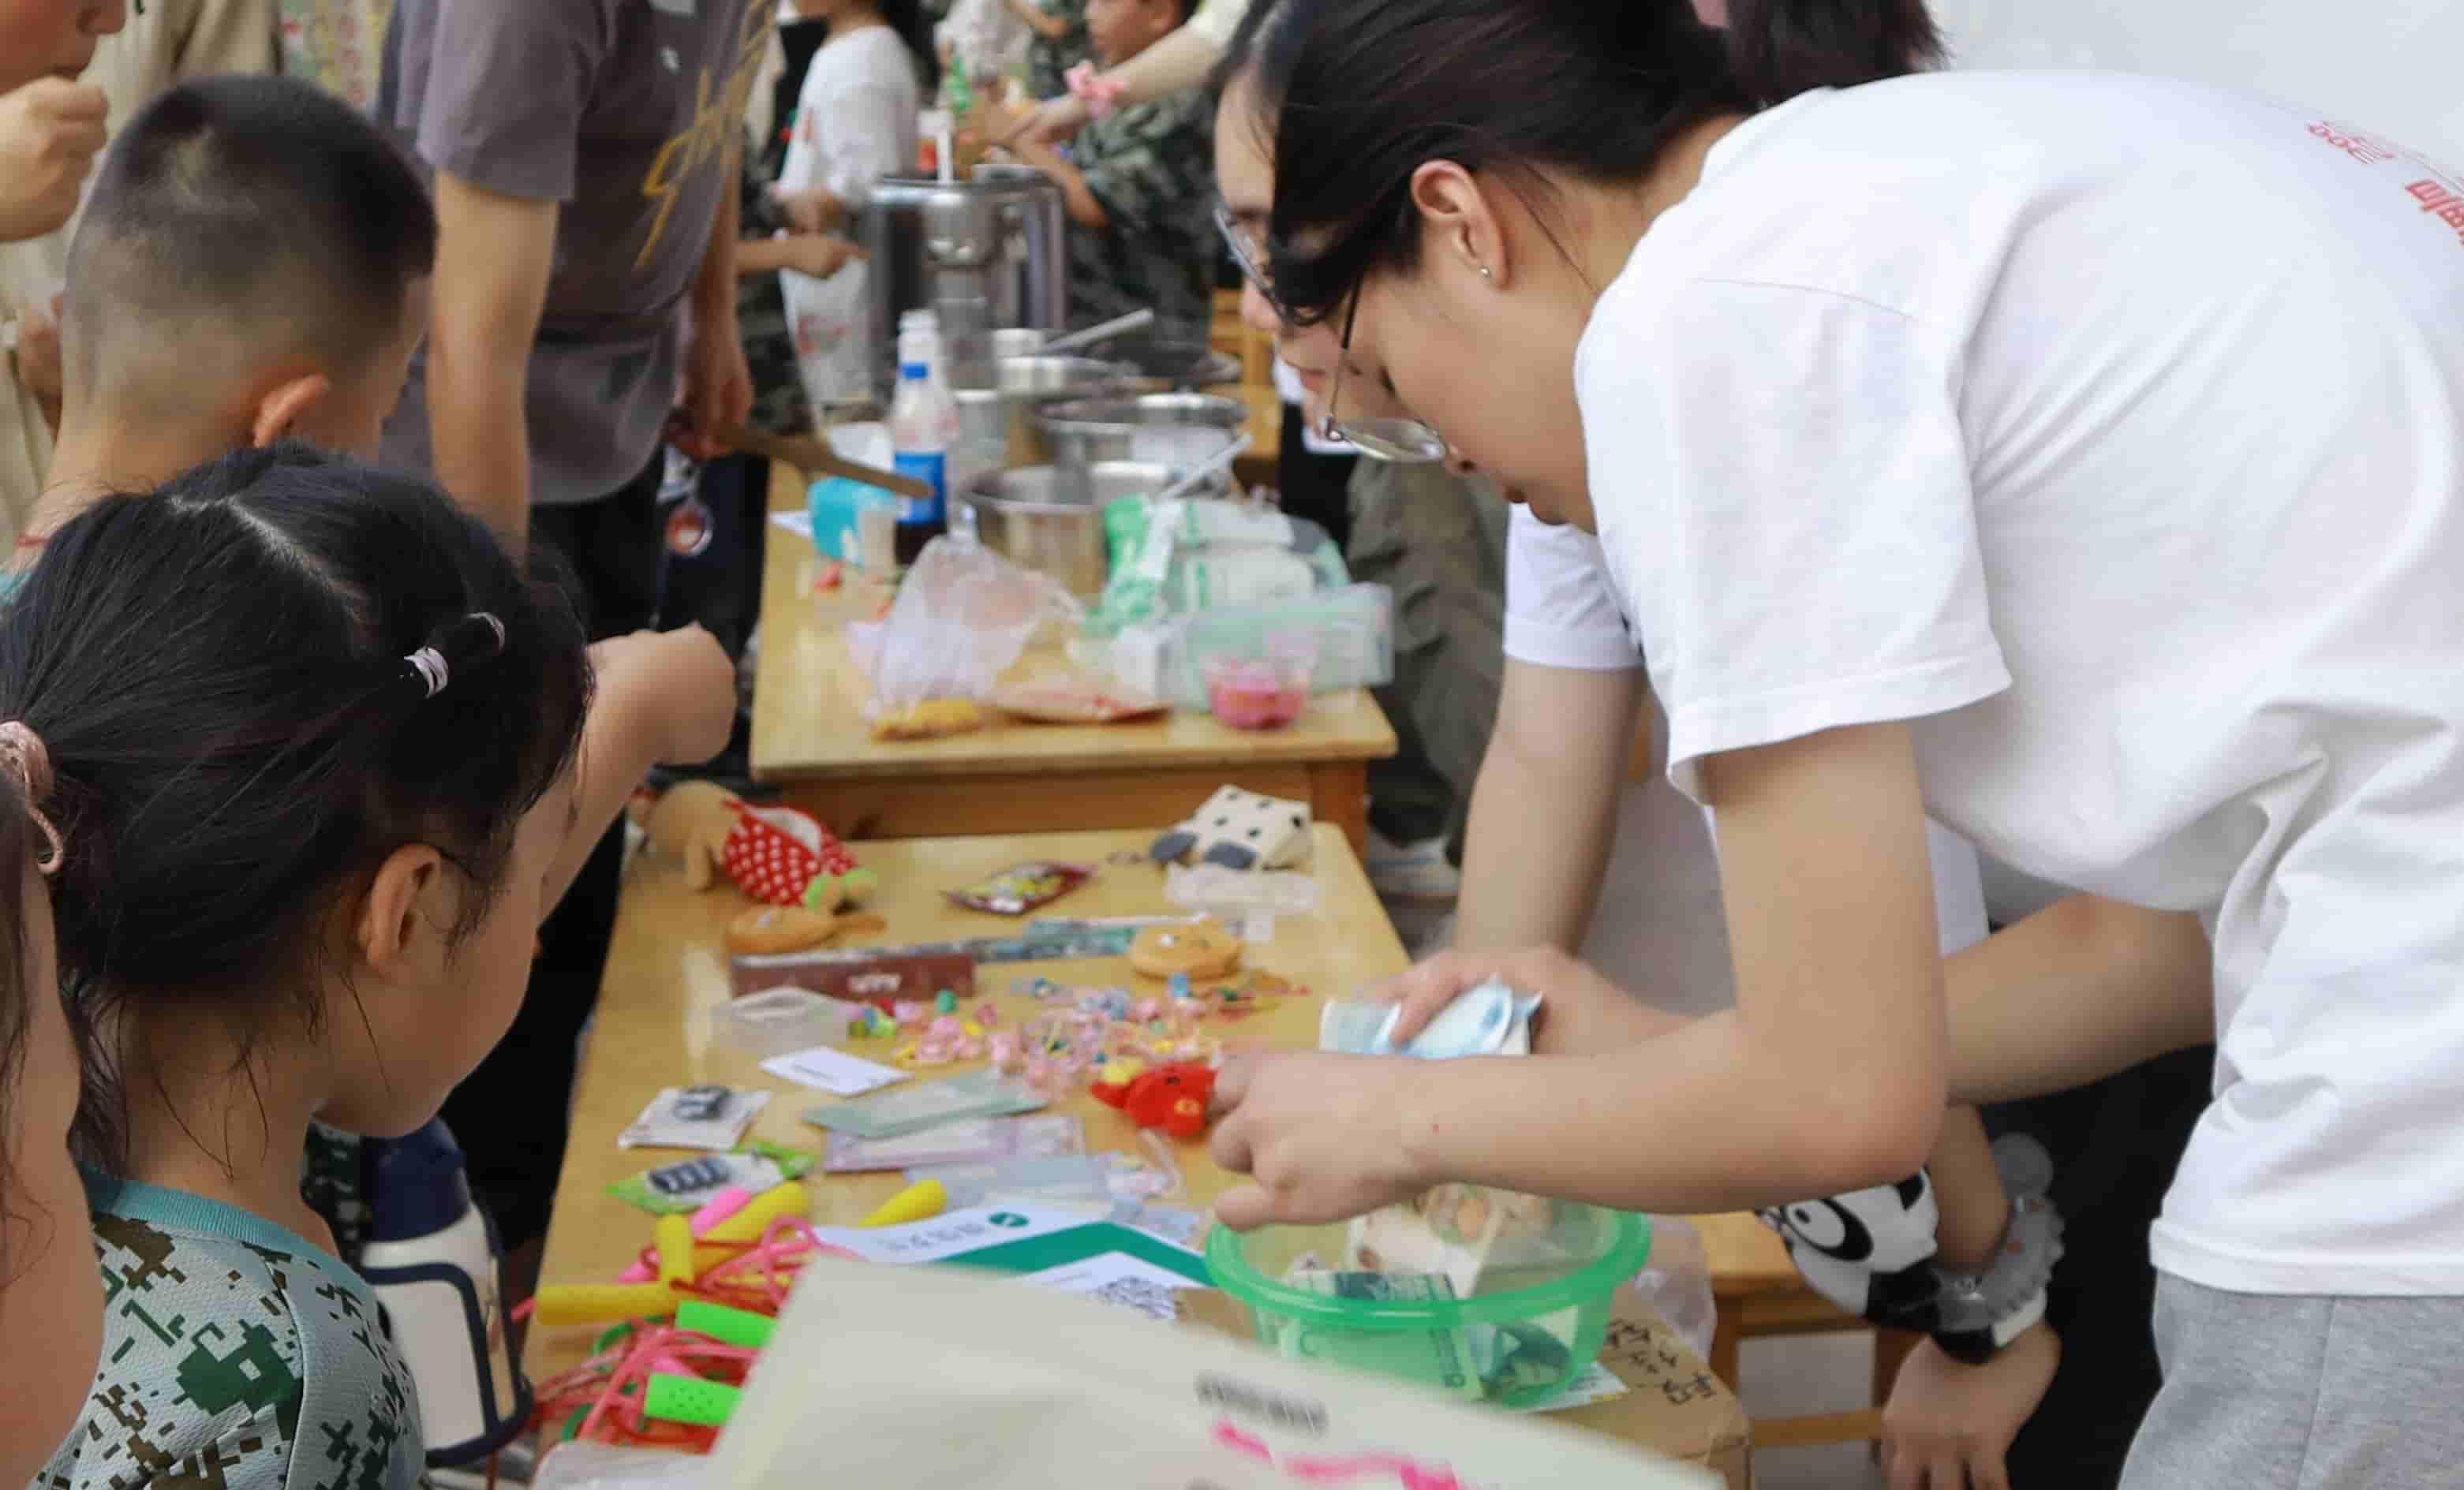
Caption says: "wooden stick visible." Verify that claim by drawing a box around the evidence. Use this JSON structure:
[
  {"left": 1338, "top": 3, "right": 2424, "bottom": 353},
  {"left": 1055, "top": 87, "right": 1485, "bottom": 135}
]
[{"left": 718, "top": 424, "right": 935, "bottom": 501}]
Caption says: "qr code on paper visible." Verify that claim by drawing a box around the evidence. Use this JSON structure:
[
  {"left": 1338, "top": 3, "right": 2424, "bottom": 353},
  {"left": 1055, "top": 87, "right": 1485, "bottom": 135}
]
[{"left": 1086, "top": 1276, "right": 1182, "bottom": 1323}]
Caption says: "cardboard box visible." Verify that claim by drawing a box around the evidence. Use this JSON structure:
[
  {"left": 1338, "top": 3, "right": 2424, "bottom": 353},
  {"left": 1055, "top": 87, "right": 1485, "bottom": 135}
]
[{"left": 1180, "top": 1285, "right": 1749, "bottom": 1490}]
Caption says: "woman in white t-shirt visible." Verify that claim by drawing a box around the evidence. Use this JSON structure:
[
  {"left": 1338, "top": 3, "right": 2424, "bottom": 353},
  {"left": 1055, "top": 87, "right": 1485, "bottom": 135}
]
[
  {"left": 1203, "top": 2, "right": 2464, "bottom": 1484},
  {"left": 773, "top": 0, "right": 929, "bottom": 405}
]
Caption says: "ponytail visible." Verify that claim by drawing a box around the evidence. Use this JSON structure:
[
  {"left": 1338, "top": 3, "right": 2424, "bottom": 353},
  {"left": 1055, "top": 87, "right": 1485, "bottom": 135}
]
[
  {"left": 1726, "top": 0, "right": 1941, "bottom": 106},
  {"left": 881, "top": 0, "right": 944, "bottom": 96}
]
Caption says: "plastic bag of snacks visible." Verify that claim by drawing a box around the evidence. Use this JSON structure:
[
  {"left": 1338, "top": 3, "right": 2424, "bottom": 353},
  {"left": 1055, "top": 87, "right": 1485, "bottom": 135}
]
[
  {"left": 848, "top": 536, "right": 1081, "bottom": 718},
  {"left": 703, "top": 1252, "right": 1710, "bottom": 1489},
  {"left": 1090, "top": 498, "right": 1350, "bottom": 637}
]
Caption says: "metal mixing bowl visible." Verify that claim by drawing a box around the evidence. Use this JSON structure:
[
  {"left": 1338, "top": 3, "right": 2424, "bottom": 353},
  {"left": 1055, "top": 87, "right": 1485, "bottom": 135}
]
[
  {"left": 1032, "top": 394, "right": 1249, "bottom": 502},
  {"left": 959, "top": 462, "right": 1175, "bottom": 596}
]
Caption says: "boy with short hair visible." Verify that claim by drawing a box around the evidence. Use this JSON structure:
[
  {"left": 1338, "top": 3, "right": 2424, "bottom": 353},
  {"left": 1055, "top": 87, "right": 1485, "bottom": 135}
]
[
  {"left": 22, "top": 65, "right": 732, "bottom": 1278},
  {"left": 989, "top": 0, "right": 1213, "bottom": 342}
]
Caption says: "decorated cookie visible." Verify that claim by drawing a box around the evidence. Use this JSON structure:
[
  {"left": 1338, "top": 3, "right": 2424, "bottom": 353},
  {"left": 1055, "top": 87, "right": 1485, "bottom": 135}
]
[
  {"left": 724, "top": 904, "right": 888, "bottom": 955},
  {"left": 1129, "top": 921, "right": 1243, "bottom": 981}
]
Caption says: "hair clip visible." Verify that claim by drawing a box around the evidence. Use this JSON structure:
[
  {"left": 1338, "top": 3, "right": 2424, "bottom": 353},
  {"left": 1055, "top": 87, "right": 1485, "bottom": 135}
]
[
  {"left": 0, "top": 721, "right": 65, "bottom": 876},
  {"left": 403, "top": 611, "right": 507, "bottom": 700}
]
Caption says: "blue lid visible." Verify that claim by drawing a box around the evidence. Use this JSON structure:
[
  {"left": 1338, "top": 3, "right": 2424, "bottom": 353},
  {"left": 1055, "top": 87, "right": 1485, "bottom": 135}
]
[{"left": 366, "top": 1118, "right": 475, "bottom": 1242}]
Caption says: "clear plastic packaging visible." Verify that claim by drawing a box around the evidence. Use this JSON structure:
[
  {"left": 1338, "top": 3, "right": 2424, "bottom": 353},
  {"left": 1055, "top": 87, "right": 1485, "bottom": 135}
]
[
  {"left": 1096, "top": 583, "right": 1394, "bottom": 710},
  {"left": 847, "top": 535, "right": 1081, "bottom": 715}
]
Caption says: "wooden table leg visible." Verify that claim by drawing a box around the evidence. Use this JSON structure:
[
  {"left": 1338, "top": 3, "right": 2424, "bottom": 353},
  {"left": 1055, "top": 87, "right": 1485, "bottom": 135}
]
[
  {"left": 1307, "top": 762, "right": 1370, "bottom": 857},
  {"left": 1710, "top": 1309, "right": 1742, "bottom": 1394}
]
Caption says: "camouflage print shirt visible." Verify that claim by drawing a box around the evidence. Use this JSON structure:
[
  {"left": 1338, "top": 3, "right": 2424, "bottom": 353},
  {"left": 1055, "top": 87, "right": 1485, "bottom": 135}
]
[
  {"left": 1025, "top": 0, "right": 1090, "bottom": 102},
  {"left": 1064, "top": 86, "right": 1217, "bottom": 345},
  {"left": 39, "top": 1173, "right": 424, "bottom": 1490},
  {"left": 737, "top": 156, "right": 817, "bottom": 438}
]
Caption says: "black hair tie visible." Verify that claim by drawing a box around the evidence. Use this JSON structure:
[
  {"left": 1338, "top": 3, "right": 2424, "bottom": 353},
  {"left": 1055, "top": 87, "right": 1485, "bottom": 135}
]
[{"left": 402, "top": 612, "right": 507, "bottom": 699}]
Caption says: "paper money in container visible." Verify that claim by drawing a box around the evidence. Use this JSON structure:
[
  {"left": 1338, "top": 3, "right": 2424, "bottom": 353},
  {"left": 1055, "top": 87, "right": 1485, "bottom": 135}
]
[{"left": 1207, "top": 980, "right": 1654, "bottom": 1406}]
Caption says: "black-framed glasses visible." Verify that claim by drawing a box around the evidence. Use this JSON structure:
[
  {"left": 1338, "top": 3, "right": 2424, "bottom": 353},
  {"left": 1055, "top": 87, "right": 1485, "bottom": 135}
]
[
  {"left": 1321, "top": 292, "right": 1449, "bottom": 464},
  {"left": 1214, "top": 200, "right": 1287, "bottom": 320},
  {"left": 1216, "top": 200, "right": 1448, "bottom": 464}
]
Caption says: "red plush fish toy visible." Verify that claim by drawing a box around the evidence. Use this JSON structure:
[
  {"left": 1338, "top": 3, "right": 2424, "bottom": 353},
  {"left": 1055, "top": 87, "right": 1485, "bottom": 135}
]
[{"left": 1092, "top": 1061, "right": 1217, "bottom": 1139}]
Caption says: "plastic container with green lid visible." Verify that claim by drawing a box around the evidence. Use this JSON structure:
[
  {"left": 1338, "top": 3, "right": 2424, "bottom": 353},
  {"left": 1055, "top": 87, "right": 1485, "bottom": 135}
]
[{"left": 1206, "top": 1205, "right": 1651, "bottom": 1409}]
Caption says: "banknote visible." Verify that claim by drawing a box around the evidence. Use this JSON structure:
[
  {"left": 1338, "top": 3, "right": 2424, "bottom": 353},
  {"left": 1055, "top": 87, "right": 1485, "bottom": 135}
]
[
  {"left": 821, "top": 1114, "right": 1087, "bottom": 1172},
  {"left": 1321, "top": 980, "right": 1548, "bottom": 1297},
  {"left": 803, "top": 1070, "right": 1046, "bottom": 1139},
  {"left": 1318, "top": 979, "right": 1541, "bottom": 1060},
  {"left": 1275, "top": 1271, "right": 1485, "bottom": 1401}
]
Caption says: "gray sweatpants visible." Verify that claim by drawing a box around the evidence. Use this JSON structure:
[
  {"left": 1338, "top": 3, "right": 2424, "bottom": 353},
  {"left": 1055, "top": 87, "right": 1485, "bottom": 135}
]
[{"left": 2121, "top": 1274, "right": 2464, "bottom": 1488}]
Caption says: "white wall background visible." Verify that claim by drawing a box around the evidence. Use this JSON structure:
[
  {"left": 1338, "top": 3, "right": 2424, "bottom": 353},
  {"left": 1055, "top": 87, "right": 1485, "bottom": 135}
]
[{"left": 1928, "top": 0, "right": 2464, "bottom": 162}]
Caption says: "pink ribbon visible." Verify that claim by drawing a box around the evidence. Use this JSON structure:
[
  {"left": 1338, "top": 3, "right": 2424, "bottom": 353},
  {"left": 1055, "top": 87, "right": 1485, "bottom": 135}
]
[{"left": 1065, "top": 61, "right": 1130, "bottom": 119}]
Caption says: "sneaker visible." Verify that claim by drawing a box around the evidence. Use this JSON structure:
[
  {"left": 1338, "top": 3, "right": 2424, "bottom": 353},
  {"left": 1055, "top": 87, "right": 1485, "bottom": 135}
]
[{"left": 1366, "top": 828, "right": 1460, "bottom": 908}]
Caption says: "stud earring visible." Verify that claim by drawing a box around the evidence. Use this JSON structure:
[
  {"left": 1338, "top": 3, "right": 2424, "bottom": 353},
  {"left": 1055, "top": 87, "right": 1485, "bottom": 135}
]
[{"left": 1476, "top": 263, "right": 1494, "bottom": 280}]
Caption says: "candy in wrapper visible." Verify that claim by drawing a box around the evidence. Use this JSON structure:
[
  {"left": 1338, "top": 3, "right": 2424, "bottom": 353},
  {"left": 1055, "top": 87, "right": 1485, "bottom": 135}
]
[{"left": 945, "top": 861, "right": 1094, "bottom": 917}]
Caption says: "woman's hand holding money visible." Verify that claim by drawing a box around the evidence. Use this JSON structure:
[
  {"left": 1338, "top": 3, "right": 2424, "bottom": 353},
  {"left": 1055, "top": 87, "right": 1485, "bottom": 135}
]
[
  {"left": 1207, "top": 1051, "right": 1435, "bottom": 1231},
  {"left": 1371, "top": 947, "right": 1686, "bottom": 1056}
]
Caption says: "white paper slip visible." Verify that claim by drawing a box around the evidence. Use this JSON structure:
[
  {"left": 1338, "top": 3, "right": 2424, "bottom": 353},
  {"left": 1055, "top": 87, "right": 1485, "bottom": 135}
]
[
  {"left": 1521, "top": 1361, "right": 1631, "bottom": 1413},
  {"left": 768, "top": 510, "right": 815, "bottom": 540},
  {"left": 1022, "top": 1253, "right": 1208, "bottom": 1323},
  {"left": 759, "top": 1044, "right": 909, "bottom": 1096}
]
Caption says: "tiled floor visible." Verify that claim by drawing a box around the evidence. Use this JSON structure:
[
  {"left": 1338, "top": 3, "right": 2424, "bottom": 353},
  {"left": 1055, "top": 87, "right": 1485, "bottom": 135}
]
[{"left": 1735, "top": 1332, "right": 1890, "bottom": 1490}]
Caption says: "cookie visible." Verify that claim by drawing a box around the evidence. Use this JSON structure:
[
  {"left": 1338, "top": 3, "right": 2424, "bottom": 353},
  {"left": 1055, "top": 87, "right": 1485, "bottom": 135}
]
[
  {"left": 873, "top": 697, "right": 985, "bottom": 741},
  {"left": 1128, "top": 921, "right": 1243, "bottom": 980},
  {"left": 725, "top": 906, "right": 886, "bottom": 955}
]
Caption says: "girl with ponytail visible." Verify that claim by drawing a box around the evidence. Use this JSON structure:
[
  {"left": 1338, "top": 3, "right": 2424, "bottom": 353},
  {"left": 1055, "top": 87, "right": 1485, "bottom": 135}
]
[{"left": 1206, "top": 5, "right": 2464, "bottom": 1486}]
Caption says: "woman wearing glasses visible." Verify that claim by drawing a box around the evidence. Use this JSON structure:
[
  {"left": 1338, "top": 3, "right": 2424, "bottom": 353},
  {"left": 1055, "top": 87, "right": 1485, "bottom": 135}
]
[{"left": 1202, "top": 2, "right": 2464, "bottom": 1488}]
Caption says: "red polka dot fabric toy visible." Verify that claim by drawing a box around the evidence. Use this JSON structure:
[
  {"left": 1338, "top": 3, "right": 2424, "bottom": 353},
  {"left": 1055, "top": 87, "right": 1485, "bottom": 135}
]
[{"left": 721, "top": 805, "right": 877, "bottom": 911}]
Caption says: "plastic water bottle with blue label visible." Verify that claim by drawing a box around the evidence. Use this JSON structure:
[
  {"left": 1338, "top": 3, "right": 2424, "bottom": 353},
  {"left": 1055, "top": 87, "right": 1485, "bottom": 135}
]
[{"left": 888, "top": 309, "right": 959, "bottom": 566}]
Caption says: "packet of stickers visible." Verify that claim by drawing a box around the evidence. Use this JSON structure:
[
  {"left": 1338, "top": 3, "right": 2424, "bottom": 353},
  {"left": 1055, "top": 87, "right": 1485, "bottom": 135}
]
[{"left": 1321, "top": 981, "right": 1581, "bottom": 1297}]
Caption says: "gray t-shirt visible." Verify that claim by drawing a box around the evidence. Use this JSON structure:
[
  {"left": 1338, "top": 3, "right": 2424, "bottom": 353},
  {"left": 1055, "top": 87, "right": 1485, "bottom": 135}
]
[{"left": 378, "top": 0, "right": 776, "bottom": 506}]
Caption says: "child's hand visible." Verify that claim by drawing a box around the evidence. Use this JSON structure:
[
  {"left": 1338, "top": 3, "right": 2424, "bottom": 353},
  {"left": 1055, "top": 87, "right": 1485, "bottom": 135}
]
[
  {"left": 779, "top": 235, "right": 866, "bottom": 282},
  {"left": 1368, "top": 947, "right": 1681, "bottom": 1057},
  {"left": 0, "top": 77, "right": 108, "bottom": 244},
  {"left": 771, "top": 185, "right": 846, "bottom": 237},
  {"left": 596, "top": 626, "right": 736, "bottom": 767},
  {"left": 13, "top": 293, "right": 62, "bottom": 434},
  {"left": 1880, "top": 1324, "right": 2060, "bottom": 1490},
  {"left": 1208, "top": 1051, "right": 1433, "bottom": 1230}
]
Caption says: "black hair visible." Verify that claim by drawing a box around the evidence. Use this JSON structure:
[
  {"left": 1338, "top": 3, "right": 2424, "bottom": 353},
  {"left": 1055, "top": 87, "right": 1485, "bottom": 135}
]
[
  {"left": 880, "top": 0, "right": 945, "bottom": 95},
  {"left": 0, "top": 444, "right": 592, "bottom": 1170},
  {"left": 0, "top": 779, "right": 44, "bottom": 1282},
  {"left": 64, "top": 73, "right": 437, "bottom": 409},
  {"left": 1242, "top": 0, "right": 1941, "bottom": 326}
]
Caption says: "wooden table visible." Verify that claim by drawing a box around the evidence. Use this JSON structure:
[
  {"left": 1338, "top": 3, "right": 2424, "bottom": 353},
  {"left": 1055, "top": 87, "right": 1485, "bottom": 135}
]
[
  {"left": 524, "top": 823, "right": 1408, "bottom": 1386},
  {"left": 750, "top": 465, "right": 1397, "bottom": 850}
]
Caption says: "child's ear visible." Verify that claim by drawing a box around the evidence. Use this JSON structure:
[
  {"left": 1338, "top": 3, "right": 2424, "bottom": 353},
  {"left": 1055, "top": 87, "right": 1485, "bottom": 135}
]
[
  {"left": 356, "top": 844, "right": 448, "bottom": 977},
  {"left": 250, "top": 373, "right": 335, "bottom": 449}
]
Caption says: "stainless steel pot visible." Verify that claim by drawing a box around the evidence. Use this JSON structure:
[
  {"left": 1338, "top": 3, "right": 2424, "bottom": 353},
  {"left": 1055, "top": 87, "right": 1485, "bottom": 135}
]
[
  {"left": 1034, "top": 394, "right": 1249, "bottom": 502},
  {"left": 955, "top": 355, "right": 1135, "bottom": 472},
  {"left": 959, "top": 462, "right": 1173, "bottom": 596},
  {"left": 1074, "top": 337, "right": 1243, "bottom": 392},
  {"left": 860, "top": 166, "right": 1069, "bottom": 396}
]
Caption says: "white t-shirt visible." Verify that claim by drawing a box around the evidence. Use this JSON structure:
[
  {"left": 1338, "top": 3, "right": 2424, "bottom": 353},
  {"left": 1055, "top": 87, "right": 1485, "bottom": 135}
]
[
  {"left": 1502, "top": 506, "right": 1988, "bottom": 1010},
  {"left": 779, "top": 24, "right": 921, "bottom": 210},
  {"left": 1580, "top": 71, "right": 2464, "bottom": 1295}
]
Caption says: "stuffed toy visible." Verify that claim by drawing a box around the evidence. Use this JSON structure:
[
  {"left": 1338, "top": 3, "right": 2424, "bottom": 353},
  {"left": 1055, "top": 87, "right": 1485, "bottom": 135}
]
[
  {"left": 723, "top": 802, "right": 877, "bottom": 910},
  {"left": 1148, "top": 786, "right": 1311, "bottom": 871},
  {"left": 1090, "top": 1060, "right": 1217, "bottom": 1139},
  {"left": 639, "top": 780, "right": 741, "bottom": 891}
]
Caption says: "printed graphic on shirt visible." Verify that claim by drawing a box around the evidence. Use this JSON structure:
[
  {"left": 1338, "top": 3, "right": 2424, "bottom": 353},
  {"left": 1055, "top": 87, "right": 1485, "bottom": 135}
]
[
  {"left": 2301, "top": 118, "right": 2464, "bottom": 253},
  {"left": 640, "top": 0, "right": 778, "bottom": 268},
  {"left": 41, "top": 1209, "right": 421, "bottom": 1490}
]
